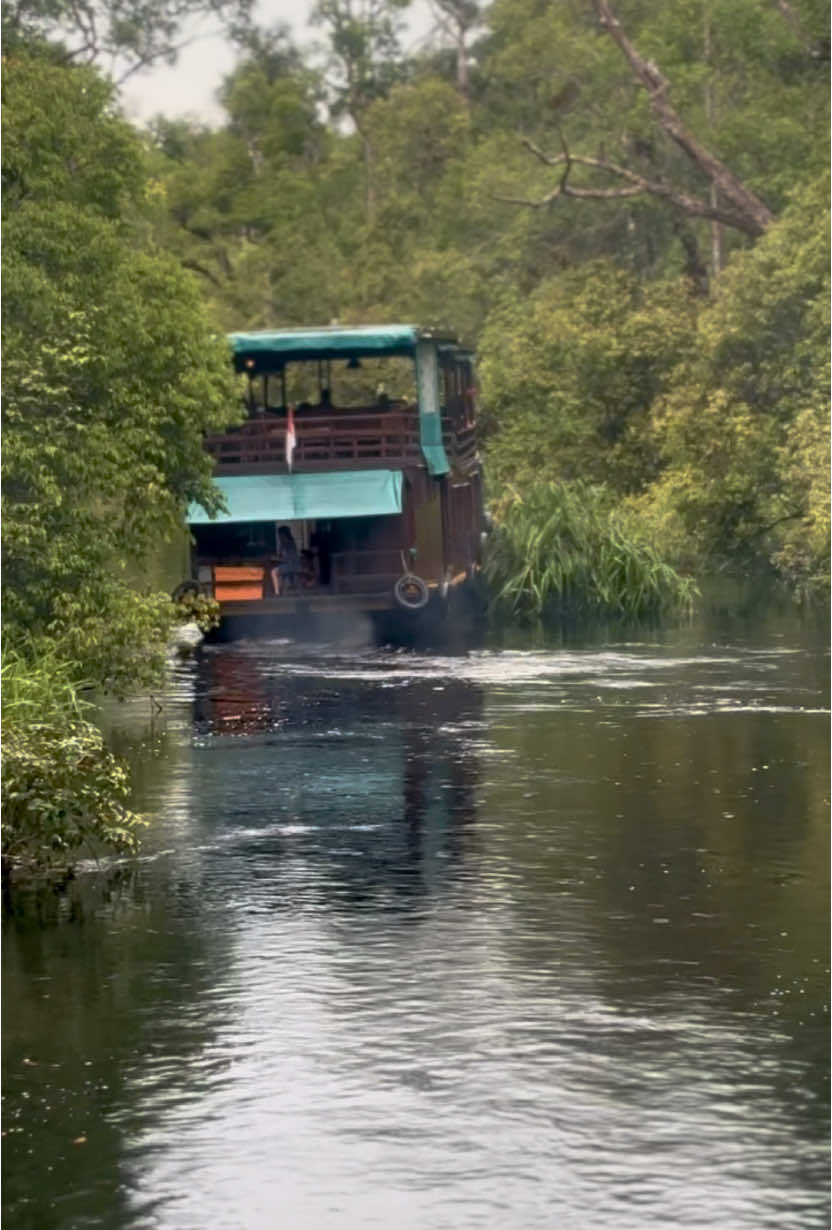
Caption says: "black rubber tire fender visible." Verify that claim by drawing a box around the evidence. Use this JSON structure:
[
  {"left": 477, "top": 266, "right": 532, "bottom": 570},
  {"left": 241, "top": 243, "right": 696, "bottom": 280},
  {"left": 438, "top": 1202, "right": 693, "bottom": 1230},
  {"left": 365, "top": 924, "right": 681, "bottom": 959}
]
[
  {"left": 171, "top": 579, "right": 200, "bottom": 602},
  {"left": 393, "top": 573, "right": 430, "bottom": 611}
]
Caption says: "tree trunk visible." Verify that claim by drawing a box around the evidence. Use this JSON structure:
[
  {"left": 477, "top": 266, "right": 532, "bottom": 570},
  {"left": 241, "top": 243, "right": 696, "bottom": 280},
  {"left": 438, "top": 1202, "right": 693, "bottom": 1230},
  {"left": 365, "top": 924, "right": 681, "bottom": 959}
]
[
  {"left": 456, "top": 19, "right": 469, "bottom": 93},
  {"left": 703, "top": 6, "right": 723, "bottom": 277},
  {"left": 597, "top": 0, "right": 774, "bottom": 237}
]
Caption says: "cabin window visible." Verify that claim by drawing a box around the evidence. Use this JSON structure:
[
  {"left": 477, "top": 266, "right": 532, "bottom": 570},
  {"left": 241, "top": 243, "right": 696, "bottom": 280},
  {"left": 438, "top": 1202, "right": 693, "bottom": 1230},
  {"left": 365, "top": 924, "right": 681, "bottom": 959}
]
[{"left": 245, "top": 357, "right": 417, "bottom": 417}]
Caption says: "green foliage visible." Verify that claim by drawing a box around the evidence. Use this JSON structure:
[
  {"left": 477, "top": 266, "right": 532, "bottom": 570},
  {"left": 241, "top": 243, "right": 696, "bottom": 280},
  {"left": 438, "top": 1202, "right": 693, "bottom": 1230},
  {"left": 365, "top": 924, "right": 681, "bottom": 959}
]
[
  {"left": 645, "top": 175, "right": 830, "bottom": 596},
  {"left": 485, "top": 480, "right": 698, "bottom": 620},
  {"left": 479, "top": 265, "right": 698, "bottom": 493},
  {"left": 1, "top": 648, "right": 146, "bottom": 871},
  {"left": 479, "top": 0, "right": 827, "bottom": 246},
  {"left": 5, "top": 0, "right": 830, "bottom": 628},
  {"left": 174, "top": 591, "right": 221, "bottom": 632},
  {"left": 146, "top": 0, "right": 829, "bottom": 343},
  {"left": 2, "top": 0, "right": 254, "bottom": 78},
  {"left": 139, "top": 0, "right": 827, "bottom": 612},
  {"left": 1, "top": 56, "right": 144, "bottom": 216},
  {"left": 478, "top": 178, "right": 828, "bottom": 605},
  {"left": 311, "top": 0, "right": 412, "bottom": 120},
  {"left": 2, "top": 53, "right": 240, "bottom": 690}
]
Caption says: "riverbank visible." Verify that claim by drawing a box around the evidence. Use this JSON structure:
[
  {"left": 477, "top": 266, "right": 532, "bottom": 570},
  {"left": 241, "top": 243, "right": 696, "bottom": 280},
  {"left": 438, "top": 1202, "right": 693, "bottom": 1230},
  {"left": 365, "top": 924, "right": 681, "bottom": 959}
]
[{"left": 1, "top": 601, "right": 215, "bottom": 877}]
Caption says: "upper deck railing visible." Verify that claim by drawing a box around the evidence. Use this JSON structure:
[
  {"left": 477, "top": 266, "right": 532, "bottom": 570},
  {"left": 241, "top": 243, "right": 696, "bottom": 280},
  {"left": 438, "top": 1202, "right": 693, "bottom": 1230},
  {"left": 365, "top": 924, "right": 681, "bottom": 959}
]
[{"left": 205, "top": 404, "right": 478, "bottom": 475}]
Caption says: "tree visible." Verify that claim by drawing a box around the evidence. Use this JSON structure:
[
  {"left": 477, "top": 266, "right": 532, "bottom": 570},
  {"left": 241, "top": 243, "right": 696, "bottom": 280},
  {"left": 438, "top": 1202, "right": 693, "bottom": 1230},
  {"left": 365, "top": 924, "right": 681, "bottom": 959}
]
[
  {"left": 483, "top": 0, "right": 828, "bottom": 282},
  {"left": 478, "top": 262, "right": 697, "bottom": 493},
  {"left": 311, "top": 0, "right": 413, "bottom": 222},
  {"left": 643, "top": 175, "right": 830, "bottom": 592},
  {"left": 2, "top": 0, "right": 254, "bottom": 80},
  {"left": 426, "top": 0, "right": 483, "bottom": 93},
  {"left": 2, "top": 53, "right": 239, "bottom": 690},
  {"left": 149, "top": 45, "right": 357, "bottom": 328},
  {"left": 592, "top": 0, "right": 774, "bottom": 237},
  {"left": 312, "top": 0, "right": 412, "bottom": 122}
]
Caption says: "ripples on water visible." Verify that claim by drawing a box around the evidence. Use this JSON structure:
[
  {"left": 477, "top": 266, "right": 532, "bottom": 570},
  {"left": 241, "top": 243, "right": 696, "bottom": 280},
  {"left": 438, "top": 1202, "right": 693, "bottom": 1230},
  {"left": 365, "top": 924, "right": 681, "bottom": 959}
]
[{"left": 2, "top": 627, "right": 829, "bottom": 1229}]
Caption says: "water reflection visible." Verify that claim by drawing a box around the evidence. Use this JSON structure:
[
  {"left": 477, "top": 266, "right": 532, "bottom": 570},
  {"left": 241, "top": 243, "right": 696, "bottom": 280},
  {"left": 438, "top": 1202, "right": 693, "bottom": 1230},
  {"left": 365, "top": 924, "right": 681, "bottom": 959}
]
[
  {"left": 185, "top": 646, "right": 483, "bottom": 913},
  {"left": 1, "top": 863, "right": 238, "bottom": 1229},
  {"left": 2, "top": 630, "right": 829, "bottom": 1229}
]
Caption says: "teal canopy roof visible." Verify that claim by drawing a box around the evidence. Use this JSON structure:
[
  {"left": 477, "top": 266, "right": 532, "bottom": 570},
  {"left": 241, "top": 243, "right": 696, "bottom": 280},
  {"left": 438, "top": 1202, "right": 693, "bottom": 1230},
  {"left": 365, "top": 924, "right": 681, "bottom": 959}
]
[
  {"left": 228, "top": 325, "right": 469, "bottom": 368},
  {"left": 230, "top": 325, "right": 434, "bottom": 365},
  {"left": 188, "top": 470, "right": 403, "bottom": 525}
]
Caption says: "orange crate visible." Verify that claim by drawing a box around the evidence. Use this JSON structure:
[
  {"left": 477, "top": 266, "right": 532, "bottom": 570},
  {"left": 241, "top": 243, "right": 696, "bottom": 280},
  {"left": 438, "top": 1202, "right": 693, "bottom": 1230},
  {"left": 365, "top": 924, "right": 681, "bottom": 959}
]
[
  {"left": 213, "top": 566, "right": 264, "bottom": 583},
  {"left": 212, "top": 565, "right": 264, "bottom": 602},
  {"left": 214, "top": 583, "right": 263, "bottom": 602}
]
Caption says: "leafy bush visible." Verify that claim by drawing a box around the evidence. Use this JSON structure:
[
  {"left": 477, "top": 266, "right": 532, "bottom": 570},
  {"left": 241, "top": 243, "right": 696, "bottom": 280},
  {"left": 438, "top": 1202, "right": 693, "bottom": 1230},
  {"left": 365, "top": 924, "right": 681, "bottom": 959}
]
[
  {"left": 2, "top": 53, "right": 239, "bottom": 694},
  {"left": 1, "top": 648, "right": 145, "bottom": 872},
  {"left": 644, "top": 177, "right": 830, "bottom": 598},
  {"left": 174, "top": 590, "right": 221, "bottom": 632},
  {"left": 485, "top": 480, "right": 697, "bottom": 621}
]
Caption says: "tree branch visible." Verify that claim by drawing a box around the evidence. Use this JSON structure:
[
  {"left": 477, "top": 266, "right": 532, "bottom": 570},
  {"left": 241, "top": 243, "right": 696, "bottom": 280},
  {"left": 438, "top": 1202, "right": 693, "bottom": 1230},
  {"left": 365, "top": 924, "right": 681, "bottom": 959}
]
[
  {"left": 61, "top": 0, "right": 99, "bottom": 63},
  {"left": 772, "top": 0, "right": 819, "bottom": 55},
  {"left": 596, "top": 0, "right": 774, "bottom": 236},
  {"left": 731, "top": 507, "right": 808, "bottom": 550},
  {"left": 181, "top": 259, "right": 225, "bottom": 288},
  {"left": 511, "top": 137, "right": 767, "bottom": 234}
]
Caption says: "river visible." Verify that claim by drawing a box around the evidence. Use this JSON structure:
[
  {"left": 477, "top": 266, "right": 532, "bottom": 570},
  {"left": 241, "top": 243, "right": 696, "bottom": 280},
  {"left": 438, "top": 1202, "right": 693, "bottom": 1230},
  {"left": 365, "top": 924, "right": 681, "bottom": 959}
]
[{"left": 2, "top": 612, "right": 829, "bottom": 1229}]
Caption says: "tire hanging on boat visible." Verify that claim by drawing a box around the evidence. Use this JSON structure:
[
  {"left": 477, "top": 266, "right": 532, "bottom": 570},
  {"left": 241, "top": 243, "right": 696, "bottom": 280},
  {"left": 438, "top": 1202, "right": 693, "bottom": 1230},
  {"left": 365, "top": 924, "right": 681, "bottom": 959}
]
[
  {"left": 171, "top": 579, "right": 200, "bottom": 602},
  {"left": 393, "top": 573, "right": 429, "bottom": 611}
]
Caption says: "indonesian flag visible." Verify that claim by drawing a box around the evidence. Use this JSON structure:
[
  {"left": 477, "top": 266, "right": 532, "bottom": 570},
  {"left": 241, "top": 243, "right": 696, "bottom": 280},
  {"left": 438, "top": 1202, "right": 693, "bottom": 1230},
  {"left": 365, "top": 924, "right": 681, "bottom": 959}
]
[{"left": 285, "top": 405, "right": 296, "bottom": 472}]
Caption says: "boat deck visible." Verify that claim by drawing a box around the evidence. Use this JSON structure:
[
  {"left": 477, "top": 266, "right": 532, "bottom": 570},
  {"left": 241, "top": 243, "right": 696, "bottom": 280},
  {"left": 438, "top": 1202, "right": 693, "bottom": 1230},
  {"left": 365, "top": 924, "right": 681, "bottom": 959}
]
[
  {"left": 214, "top": 573, "right": 472, "bottom": 618},
  {"left": 216, "top": 590, "right": 408, "bottom": 617}
]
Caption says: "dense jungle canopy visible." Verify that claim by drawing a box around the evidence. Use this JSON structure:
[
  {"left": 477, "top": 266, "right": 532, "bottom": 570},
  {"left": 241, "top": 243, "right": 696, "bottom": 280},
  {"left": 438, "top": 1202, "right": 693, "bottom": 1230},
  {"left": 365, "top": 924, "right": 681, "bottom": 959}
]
[
  {"left": 2, "top": 0, "right": 828, "bottom": 866},
  {"left": 3, "top": 0, "right": 830, "bottom": 675}
]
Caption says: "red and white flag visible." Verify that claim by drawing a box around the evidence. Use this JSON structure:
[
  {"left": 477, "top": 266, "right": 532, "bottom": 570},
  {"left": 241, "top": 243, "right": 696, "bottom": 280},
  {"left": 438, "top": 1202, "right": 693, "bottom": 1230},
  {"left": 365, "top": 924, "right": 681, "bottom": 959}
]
[{"left": 285, "top": 405, "right": 296, "bottom": 472}]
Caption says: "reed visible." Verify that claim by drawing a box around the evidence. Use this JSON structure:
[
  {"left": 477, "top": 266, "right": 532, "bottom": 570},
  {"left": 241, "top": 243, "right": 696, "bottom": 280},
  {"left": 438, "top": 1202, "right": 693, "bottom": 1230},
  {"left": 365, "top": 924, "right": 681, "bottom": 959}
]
[
  {"left": 484, "top": 481, "right": 698, "bottom": 621},
  {"left": 2, "top": 643, "right": 93, "bottom": 725}
]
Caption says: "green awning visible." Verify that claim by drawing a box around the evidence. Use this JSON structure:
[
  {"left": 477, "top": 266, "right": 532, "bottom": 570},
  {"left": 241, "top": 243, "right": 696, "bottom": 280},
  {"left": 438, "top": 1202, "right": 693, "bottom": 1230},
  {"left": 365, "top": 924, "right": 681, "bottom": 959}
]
[
  {"left": 230, "top": 325, "right": 426, "bottom": 365},
  {"left": 188, "top": 470, "right": 403, "bottom": 525}
]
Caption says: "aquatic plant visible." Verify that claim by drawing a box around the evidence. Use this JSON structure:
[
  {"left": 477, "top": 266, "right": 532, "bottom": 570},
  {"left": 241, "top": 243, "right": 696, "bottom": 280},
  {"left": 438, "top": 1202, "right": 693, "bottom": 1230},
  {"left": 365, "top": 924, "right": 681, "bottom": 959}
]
[
  {"left": 1, "top": 646, "right": 145, "bottom": 873},
  {"left": 485, "top": 480, "right": 698, "bottom": 621}
]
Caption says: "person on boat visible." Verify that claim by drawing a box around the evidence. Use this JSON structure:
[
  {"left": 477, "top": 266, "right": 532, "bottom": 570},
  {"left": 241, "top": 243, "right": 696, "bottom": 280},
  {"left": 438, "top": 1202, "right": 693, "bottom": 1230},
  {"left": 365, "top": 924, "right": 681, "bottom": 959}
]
[{"left": 271, "top": 526, "right": 300, "bottom": 595}]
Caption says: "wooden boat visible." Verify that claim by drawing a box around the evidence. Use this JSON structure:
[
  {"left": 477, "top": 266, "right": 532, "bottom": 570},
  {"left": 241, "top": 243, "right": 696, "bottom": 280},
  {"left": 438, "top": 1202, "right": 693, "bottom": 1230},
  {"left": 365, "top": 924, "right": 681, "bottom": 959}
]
[{"left": 184, "top": 324, "right": 486, "bottom": 640}]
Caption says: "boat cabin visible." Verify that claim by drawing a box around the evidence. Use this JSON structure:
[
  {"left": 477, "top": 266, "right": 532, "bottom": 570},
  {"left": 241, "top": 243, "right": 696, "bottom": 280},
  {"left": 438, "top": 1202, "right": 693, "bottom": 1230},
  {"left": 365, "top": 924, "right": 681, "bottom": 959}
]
[{"left": 187, "top": 324, "right": 484, "bottom": 626}]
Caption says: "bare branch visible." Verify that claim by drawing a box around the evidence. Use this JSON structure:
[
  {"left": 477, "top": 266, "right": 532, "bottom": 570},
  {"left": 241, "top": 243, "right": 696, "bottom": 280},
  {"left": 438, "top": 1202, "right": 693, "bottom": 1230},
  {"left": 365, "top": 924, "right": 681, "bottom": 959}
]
[
  {"left": 554, "top": 126, "right": 572, "bottom": 194},
  {"left": 514, "top": 136, "right": 766, "bottom": 234},
  {"left": 58, "top": 41, "right": 99, "bottom": 63},
  {"left": 773, "top": 0, "right": 813, "bottom": 52},
  {"left": 520, "top": 135, "right": 561, "bottom": 167},
  {"left": 182, "top": 259, "right": 225, "bottom": 288},
  {"left": 596, "top": 0, "right": 774, "bottom": 235},
  {"left": 426, "top": 0, "right": 455, "bottom": 40},
  {"left": 62, "top": 0, "right": 99, "bottom": 63},
  {"left": 493, "top": 191, "right": 565, "bottom": 208}
]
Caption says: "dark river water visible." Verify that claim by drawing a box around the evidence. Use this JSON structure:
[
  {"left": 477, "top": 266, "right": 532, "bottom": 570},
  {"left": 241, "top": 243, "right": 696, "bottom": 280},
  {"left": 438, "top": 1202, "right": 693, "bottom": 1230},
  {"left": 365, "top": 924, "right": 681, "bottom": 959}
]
[{"left": 3, "top": 614, "right": 829, "bottom": 1229}]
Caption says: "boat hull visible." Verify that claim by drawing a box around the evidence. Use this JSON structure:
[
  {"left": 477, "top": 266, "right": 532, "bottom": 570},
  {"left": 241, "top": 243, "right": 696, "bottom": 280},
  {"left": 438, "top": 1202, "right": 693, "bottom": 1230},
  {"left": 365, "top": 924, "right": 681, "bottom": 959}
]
[{"left": 206, "top": 577, "right": 486, "bottom": 648}]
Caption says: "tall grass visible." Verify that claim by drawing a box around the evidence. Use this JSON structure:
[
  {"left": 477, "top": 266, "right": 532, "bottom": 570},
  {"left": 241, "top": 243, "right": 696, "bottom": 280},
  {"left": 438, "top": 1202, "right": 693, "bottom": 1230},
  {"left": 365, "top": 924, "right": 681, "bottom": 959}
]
[
  {"left": 484, "top": 481, "right": 698, "bottom": 621},
  {"left": 2, "top": 643, "right": 93, "bottom": 725}
]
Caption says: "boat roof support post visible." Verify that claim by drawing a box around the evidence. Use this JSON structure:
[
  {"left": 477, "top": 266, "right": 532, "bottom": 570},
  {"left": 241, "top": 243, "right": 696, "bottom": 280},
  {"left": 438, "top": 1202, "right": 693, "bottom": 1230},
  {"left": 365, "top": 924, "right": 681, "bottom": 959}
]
[{"left": 415, "top": 340, "right": 450, "bottom": 477}]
